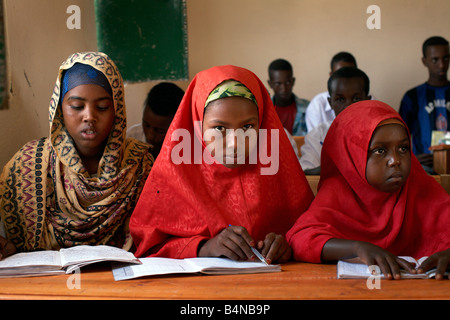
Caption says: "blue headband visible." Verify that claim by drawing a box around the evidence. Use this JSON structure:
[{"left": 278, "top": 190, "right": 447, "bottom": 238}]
[{"left": 60, "top": 63, "right": 113, "bottom": 103}]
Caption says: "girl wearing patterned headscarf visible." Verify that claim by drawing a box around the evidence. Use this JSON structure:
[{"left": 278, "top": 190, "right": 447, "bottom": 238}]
[
  {"left": 130, "top": 65, "right": 314, "bottom": 264},
  {"left": 0, "top": 52, "right": 153, "bottom": 258}
]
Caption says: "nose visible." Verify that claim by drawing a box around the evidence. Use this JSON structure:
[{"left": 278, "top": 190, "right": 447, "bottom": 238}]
[
  {"left": 226, "top": 130, "right": 238, "bottom": 152},
  {"left": 342, "top": 99, "right": 353, "bottom": 109},
  {"left": 83, "top": 106, "right": 97, "bottom": 123},
  {"left": 387, "top": 151, "right": 401, "bottom": 167}
]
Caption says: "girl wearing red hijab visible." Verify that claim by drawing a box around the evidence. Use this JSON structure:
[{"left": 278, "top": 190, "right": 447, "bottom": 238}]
[
  {"left": 287, "top": 100, "right": 450, "bottom": 279},
  {"left": 130, "top": 65, "right": 314, "bottom": 264}
]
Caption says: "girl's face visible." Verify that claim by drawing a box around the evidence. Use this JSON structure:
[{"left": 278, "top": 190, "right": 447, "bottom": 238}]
[
  {"left": 61, "top": 84, "right": 115, "bottom": 159},
  {"left": 366, "top": 123, "right": 411, "bottom": 193},
  {"left": 202, "top": 96, "right": 259, "bottom": 168}
]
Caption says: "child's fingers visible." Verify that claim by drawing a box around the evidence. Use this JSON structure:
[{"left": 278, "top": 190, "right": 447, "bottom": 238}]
[
  {"left": 417, "top": 256, "right": 435, "bottom": 273},
  {"left": 396, "top": 257, "right": 416, "bottom": 274},
  {"left": 225, "top": 226, "right": 254, "bottom": 259},
  {"left": 386, "top": 256, "right": 402, "bottom": 280},
  {"left": 228, "top": 225, "right": 255, "bottom": 247},
  {"left": 434, "top": 258, "right": 449, "bottom": 280},
  {"left": 374, "top": 258, "right": 393, "bottom": 280},
  {"left": 418, "top": 254, "right": 448, "bottom": 280},
  {"left": 261, "top": 233, "right": 288, "bottom": 263},
  {"left": 265, "top": 239, "right": 281, "bottom": 264}
]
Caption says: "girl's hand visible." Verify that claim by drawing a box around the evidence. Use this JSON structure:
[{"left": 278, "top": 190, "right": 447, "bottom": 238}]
[
  {"left": 257, "top": 233, "right": 292, "bottom": 264},
  {"left": 198, "top": 225, "right": 255, "bottom": 261},
  {"left": 354, "top": 241, "right": 416, "bottom": 280},
  {"left": 417, "top": 249, "right": 450, "bottom": 280}
]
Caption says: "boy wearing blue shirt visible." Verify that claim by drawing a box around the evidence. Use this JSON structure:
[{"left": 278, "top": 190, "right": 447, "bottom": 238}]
[{"left": 399, "top": 36, "right": 450, "bottom": 172}]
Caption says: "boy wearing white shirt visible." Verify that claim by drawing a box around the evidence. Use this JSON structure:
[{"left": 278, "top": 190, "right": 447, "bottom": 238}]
[
  {"left": 305, "top": 52, "right": 357, "bottom": 132},
  {"left": 300, "top": 67, "right": 371, "bottom": 174}
]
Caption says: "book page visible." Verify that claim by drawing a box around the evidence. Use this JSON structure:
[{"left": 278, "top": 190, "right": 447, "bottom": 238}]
[
  {"left": 0, "top": 251, "right": 61, "bottom": 269},
  {"left": 398, "top": 256, "right": 419, "bottom": 268},
  {"left": 185, "top": 257, "right": 281, "bottom": 274},
  {"left": 59, "top": 245, "right": 138, "bottom": 267},
  {"left": 337, "top": 260, "right": 372, "bottom": 279},
  {"left": 112, "top": 257, "right": 201, "bottom": 281},
  {"left": 416, "top": 256, "right": 429, "bottom": 266},
  {"left": 185, "top": 257, "right": 273, "bottom": 270},
  {"left": 337, "top": 259, "right": 429, "bottom": 279}
]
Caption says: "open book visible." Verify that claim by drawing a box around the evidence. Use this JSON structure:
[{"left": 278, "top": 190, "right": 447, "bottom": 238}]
[
  {"left": 112, "top": 257, "right": 281, "bottom": 281},
  {"left": 337, "top": 256, "right": 448, "bottom": 279},
  {"left": 0, "top": 245, "right": 140, "bottom": 277}
]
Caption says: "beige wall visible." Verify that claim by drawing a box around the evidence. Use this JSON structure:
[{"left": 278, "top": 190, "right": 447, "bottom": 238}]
[{"left": 1, "top": 0, "right": 450, "bottom": 168}]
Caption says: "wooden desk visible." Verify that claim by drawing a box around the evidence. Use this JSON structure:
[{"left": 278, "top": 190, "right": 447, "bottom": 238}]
[
  {"left": 0, "top": 262, "right": 448, "bottom": 300},
  {"left": 430, "top": 144, "right": 450, "bottom": 174}
]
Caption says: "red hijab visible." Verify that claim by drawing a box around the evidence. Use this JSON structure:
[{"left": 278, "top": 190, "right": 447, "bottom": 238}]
[
  {"left": 287, "top": 100, "right": 450, "bottom": 262},
  {"left": 130, "top": 65, "right": 314, "bottom": 258}
]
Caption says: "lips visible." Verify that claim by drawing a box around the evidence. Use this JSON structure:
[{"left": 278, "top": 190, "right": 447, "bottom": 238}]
[
  {"left": 80, "top": 126, "right": 98, "bottom": 140},
  {"left": 224, "top": 151, "right": 247, "bottom": 164},
  {"left": 387, "top": 172, "right": 403, "bottom": 183}
]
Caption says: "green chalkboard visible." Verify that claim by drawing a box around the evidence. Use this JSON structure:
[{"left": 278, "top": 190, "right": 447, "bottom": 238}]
[{"left": 94, "top": 0, "right": 188, "bottom": 82}]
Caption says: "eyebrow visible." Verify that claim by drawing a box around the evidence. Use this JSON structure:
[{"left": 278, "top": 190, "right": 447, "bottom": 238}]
[
  {"left": 208, "top": 117, "right": 259, "bottom": 125},
  {"left": 66, "top": 96, "right": 113, "bottom": 102},
  {"left": 370, "top": 137, "right": 410, "bottom": 146}
]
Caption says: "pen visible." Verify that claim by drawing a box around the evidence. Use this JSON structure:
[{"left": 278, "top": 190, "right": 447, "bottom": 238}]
[
  {"left": 228, "top": 224, "right": 269, "bottom": 265},
  {"left": 251, "top": 246, "right": 269, "bottom": 265}
]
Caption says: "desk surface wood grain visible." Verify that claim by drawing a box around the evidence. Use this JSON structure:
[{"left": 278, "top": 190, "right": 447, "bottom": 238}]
[{"left": 0, "top": 262, "right": 448, "bottom": 300}]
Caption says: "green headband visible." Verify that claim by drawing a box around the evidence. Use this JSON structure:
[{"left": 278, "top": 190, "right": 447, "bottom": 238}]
[{"left": 205, "top": 80, "right": 258, "bottom": 108}]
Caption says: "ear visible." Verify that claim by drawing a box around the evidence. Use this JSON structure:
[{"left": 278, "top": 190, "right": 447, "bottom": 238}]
[{"left": 421, "top": 56, "right": 427, "bottom": 67}]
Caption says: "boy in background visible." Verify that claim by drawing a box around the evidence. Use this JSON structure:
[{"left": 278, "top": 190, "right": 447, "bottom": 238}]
[
  {"left": 399, "top": 36, "right": 450, "bottom": 173},
  {"left": 128, "top": 82, "right": 184, "bottom": 159},
  {"left": 300, "top": 67, "right": 371, "bottom": 175},
  {"left": 305, "top": 52, "right": 357, "bottom": 132},
  {"left": 267, "top": 59, "right": 309, "bottom": 136}
]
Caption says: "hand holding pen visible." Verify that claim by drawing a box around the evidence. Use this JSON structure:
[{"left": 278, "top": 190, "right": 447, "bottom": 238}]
[
  {"left": 197, "top": 225, "right": 291, "bottom": 264},
  {"left": 255, "top": 232, "right": 292, "bottom": 264}
]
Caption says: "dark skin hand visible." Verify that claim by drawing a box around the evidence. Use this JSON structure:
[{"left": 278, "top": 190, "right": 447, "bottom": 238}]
[
  {"left": 0, "top": 235, "right": 16, "bottom": 260},
  {"left": 198, "top": 225, "right": 291, "bottom": 264},
  {"left": 322, "top": 239, "right": 417, "bottom": 280},
  {"left": 417, "top": 248, "right": 450, "bottom": 280}
]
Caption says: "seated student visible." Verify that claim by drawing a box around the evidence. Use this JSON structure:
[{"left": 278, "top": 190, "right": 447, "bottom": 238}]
[
  {"left": 130, "top": 65, "right": 314, "bottom": 264},
  {"left": 300, "top": 67, "right": 371, "bottom": 175},
  {"left": 0, "top": 52, "right": 153, "bottom": 259},
  {"left": 399, "top": 36, "right": 450, "bottom": 173},
  {"left": 305, "top": 52, "right": 357, "bottom": 132},
  {"left": 267, "top": 59, "right": 309, "bottom": 136},
  {"left": 127, "top": 82, "right": 184, "bottom": 159},
  {"left": 287, "top": 100, "right": 450, "bottom": 280}
]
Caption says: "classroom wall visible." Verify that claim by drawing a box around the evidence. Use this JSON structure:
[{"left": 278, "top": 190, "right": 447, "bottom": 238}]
[{"left": 1, "top": 0, "right": 449, "bottom": 168}]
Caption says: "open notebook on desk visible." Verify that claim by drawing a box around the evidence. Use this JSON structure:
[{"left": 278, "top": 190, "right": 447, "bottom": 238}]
[
  {"left": 0, "top": 245, "right": 140, "bottom": 277},
  {"left": 337, "top": 256, "right": 448, "bottom": 279},
  {"left": 112, "top": 257, "right": 281, "bottom": 281}
]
